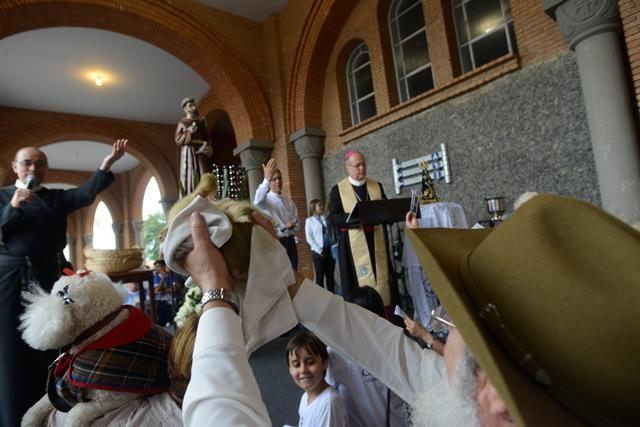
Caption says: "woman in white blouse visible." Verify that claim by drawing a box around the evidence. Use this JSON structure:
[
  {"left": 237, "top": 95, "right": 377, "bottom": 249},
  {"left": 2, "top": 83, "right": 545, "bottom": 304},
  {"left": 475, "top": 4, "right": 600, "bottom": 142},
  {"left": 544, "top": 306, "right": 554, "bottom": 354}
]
[{"left": 304, "top": 199, "right": 335, "bottom": 293}]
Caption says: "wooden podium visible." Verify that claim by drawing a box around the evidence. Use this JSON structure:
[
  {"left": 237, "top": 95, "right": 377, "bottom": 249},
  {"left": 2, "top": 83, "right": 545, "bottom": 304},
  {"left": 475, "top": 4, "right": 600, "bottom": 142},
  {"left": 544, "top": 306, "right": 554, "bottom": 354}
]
[{"left": 108, "top": 269, "right": 156, "bottom": 323}]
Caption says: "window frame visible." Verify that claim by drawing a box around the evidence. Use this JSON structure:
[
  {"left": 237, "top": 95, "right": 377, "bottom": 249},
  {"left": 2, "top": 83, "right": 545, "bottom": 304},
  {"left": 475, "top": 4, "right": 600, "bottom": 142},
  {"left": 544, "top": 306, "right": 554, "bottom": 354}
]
[
  {"left": 453, "top": 0, "right": 516, "bottom": 73},
  {"left": 346, "top": 43, "right": 377, "bottom": 125},
  {"left": 388, "top": 0, "right": 434, "bottom": 103}
]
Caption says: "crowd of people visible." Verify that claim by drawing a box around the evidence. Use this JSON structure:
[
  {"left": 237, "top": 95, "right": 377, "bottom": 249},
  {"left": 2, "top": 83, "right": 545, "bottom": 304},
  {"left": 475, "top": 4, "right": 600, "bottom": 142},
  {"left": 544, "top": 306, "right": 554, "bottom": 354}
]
[{"left": 1, "top": 140, "right": 638, "bottom": 427}]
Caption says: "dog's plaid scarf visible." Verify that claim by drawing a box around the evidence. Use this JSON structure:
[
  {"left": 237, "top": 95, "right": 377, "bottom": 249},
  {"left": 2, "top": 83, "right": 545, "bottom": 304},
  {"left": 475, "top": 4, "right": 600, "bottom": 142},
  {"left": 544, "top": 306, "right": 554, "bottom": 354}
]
[{"left": 48, "top": 306, "right": 172, "bottom": 412}]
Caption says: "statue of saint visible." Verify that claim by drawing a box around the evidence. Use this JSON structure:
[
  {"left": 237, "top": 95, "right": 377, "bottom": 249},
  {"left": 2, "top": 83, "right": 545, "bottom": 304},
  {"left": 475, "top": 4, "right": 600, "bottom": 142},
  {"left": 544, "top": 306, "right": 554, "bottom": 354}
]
[{"left": 175, "top": 97, "right": 214, "bottom": 196}]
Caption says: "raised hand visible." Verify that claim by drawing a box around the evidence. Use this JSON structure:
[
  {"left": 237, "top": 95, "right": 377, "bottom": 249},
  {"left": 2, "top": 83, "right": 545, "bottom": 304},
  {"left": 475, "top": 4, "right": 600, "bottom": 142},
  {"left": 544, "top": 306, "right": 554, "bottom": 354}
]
[
  {"left": 262, "top": 159, "right": 277, "bottom": 181},
  {"left": 99, "top": 138, "right": 128, "bottom": 172}
]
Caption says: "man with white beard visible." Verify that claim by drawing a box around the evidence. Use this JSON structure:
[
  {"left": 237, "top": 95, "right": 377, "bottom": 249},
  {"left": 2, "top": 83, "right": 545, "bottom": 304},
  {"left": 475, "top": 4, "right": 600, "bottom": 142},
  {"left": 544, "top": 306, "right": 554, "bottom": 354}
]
[{"left": 179, "top": 194, "right": 639, "bottom": 426}]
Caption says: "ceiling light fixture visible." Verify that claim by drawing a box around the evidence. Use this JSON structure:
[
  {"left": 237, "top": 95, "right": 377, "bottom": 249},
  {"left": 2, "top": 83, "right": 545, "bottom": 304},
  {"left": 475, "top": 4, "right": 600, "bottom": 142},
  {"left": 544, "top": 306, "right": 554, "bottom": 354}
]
[{"left": 95, "top": 75, "right": 103, "bottom": 86}]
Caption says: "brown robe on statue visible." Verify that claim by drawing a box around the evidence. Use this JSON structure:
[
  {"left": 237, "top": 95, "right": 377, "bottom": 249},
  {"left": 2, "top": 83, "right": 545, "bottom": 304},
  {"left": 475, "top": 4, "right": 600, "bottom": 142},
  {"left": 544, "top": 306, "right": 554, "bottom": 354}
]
[{"left": 175, "top": 117, "right": 211, "bottom": 196}]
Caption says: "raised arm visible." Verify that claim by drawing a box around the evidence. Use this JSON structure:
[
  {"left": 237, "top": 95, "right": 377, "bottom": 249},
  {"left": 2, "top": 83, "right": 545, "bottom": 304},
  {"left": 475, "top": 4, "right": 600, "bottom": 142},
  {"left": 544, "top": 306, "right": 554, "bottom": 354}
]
[
  {"left": 180, "top": 213, "right": 271, "bottom": 426},
  {"left": 290, "top": 280, "right": 445, "bottom": 403},
  {"left": 99, "top": 139, "right": 127, "bottom": 172}
]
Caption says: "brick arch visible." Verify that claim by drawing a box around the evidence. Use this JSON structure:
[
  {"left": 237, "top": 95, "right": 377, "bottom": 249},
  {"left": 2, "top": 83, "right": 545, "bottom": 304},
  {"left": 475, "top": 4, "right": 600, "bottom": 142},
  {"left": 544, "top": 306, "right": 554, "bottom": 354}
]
[
  {"left": 0, "top": 119, "right": 177, "bottom": 200},
  {"left": 286, "top": 0, "right": 360, "bottom": 133},
  {"left": 198, "top": 90, "right": 234, "bottom": 132},
  {"left": 0, "top": 0, "right": 273, "bottom": 144}
]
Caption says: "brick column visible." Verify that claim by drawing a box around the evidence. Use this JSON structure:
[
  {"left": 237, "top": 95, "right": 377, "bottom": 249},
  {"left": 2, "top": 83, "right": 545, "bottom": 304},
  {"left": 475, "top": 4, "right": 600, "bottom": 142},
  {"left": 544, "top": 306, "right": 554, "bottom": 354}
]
[
  {"left": 233, "top": 140, "right": 275, "bottom": 201},
  {"left": 290, "top": 127, "right": 326, "bottom": 205},
  {"left": 544, "top": 0, "right": 640, "bottom": 225}
]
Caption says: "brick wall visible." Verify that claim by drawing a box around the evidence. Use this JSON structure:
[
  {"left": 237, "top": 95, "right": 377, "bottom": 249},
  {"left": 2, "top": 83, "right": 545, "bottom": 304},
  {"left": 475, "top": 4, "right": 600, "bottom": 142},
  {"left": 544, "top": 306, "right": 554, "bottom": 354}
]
[
  {"left": 314, "top": 0, "right": 569, "bottom": 155},
  {"left": 621, "top": 0, "right": 640, "bottom": 111},
  {"left": 0, "top": 106, "right": 178, "bottom": 195}
]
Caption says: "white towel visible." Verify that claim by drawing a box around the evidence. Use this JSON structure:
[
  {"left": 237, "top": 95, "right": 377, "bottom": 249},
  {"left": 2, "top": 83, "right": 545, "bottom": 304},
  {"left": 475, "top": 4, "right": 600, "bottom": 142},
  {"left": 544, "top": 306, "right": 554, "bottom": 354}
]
[
  {"left": 163, "top": 196, "right": 233, "bottom": 276},
  {"left": 163, "top": 196, "right": 297, "bottom": 354}
]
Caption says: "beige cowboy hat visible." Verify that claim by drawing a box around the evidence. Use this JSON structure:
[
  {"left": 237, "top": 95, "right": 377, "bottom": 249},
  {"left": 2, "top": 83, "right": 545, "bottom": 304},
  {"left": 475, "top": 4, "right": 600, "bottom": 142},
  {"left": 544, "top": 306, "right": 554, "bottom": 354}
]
[{"left": 408, "top": 194, "right": 640, "bottom": 426}]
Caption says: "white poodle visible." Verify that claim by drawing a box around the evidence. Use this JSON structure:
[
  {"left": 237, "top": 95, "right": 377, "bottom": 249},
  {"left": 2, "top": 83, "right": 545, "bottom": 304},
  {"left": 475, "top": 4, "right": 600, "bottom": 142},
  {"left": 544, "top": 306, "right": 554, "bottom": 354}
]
[{"left": 19, "top": 271, "right": 172, "bottom": 427}]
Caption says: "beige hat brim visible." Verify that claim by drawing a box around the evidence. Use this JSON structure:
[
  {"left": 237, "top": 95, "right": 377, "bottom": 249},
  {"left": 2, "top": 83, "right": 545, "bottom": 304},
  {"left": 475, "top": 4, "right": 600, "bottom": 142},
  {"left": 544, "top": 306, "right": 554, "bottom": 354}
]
[{"left": 408, "top": 227, "right": 582, "bottom": 426}]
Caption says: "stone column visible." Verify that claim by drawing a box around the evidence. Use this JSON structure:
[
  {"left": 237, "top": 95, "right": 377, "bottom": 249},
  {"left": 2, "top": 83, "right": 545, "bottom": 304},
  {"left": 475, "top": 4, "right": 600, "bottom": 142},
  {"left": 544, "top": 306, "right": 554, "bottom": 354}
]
[
  {"left": 112, "top": 222, "right": 124, "bottom": 249},
  {"left": 290, "top": 127, "right": 326, "bottom": 205},
  {"left": 83, "top": 234, "right": 93, "bottom": 247},
  {"left": 132, "top": 220, "right": 145, "bottom": 247},
  {"left": 160, "top": 196, "right": 178, "bottom": 219},
  {"left": 233, "top": 140, "right": 275, "bottom": 201},
  {"left": 544, "top": 0, "right": 640, "bottom": 225}
]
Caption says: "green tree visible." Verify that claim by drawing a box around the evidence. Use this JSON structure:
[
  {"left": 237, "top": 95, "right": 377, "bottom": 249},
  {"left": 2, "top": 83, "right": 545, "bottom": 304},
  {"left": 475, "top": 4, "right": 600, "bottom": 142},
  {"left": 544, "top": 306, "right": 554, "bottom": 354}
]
[{"left": 143, "top": 212, "right": 166, "bottom": 262}]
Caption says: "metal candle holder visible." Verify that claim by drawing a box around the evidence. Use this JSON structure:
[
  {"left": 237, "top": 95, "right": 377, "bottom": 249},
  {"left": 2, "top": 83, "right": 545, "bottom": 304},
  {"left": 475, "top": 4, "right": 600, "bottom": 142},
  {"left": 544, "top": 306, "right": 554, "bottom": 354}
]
[{"left": 485, "top": 196, "right": 505, "bottom": 224}]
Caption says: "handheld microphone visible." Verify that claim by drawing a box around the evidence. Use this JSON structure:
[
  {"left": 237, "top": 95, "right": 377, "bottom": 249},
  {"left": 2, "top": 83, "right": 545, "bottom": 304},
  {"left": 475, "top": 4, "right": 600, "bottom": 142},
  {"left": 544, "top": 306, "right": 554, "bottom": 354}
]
[{"left": 25, "top": 174, "right": 38, "bottom": 190}]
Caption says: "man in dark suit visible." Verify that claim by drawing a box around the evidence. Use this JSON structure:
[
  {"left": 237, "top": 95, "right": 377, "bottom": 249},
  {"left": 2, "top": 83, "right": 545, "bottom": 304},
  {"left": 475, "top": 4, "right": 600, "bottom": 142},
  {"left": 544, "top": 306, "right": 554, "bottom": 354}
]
[{"left": 0, "top": 140, "right": 127, "bottom": 426}]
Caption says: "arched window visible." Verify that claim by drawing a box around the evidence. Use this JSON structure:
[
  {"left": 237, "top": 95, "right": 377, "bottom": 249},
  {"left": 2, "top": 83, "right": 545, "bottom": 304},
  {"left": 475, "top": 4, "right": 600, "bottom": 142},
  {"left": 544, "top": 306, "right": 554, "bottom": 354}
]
[
  {"left": 93, "top": 201, "right": 116, "bottom": 249},
  {"left": 142, "top": 176, "right": 163, "bottom": 220},
  {"left": 142, "top": 177, "right": 165, "bottom": 262},
  {"left": 347, "top": 43, "right": 377, "bottom": 125},
  {"left": 389, "top": 0, "right": 434, "bottom": 102},
  {"left": 453, "top": 0, "right": 517, "bottom": 73}
]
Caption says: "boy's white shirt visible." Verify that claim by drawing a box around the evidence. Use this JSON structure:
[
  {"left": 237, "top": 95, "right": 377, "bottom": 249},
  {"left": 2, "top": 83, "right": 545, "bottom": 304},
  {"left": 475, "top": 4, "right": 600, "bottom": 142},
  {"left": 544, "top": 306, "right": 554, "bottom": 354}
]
[{"left": 298, "top": 386, "right": 348, "bottom": 427}]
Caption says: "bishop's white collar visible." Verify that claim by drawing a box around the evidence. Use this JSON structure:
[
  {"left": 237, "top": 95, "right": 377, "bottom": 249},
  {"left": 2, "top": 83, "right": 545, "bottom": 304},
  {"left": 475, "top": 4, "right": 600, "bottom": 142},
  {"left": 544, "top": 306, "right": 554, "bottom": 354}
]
[{"left": 348, "top": 176, "right": 366, "bottom": 187}]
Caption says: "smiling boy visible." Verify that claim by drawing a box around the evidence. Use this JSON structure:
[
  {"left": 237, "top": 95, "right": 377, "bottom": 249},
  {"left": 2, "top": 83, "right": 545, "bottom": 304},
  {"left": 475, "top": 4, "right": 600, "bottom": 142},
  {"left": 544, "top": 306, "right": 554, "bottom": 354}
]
[{"left": 286, "top": 331, "right": 348, "bottom": 427}]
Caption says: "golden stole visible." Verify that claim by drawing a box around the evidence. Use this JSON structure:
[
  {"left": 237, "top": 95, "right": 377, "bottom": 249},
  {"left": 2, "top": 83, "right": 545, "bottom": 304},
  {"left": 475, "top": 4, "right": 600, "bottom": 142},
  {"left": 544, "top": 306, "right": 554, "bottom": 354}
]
[{"left": 338, "top": 177, "right": 390, "bottom": 305}]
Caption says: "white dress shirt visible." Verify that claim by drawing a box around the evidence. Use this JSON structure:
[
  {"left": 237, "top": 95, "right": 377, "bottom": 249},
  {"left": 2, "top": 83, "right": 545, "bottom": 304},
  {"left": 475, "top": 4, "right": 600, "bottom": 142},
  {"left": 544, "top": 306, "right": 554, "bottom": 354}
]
[
  {"left": 292, "top": 279, "right": 445, "bottom": 405},
  {"left": 182, "top": 308, "right": 271, "bottom": 427},
  {"left": 254, "top": 179, "right": 299, "bottom": 238},
  {"left": 305, "top": 215, "right": 327, "bottom": 255}
]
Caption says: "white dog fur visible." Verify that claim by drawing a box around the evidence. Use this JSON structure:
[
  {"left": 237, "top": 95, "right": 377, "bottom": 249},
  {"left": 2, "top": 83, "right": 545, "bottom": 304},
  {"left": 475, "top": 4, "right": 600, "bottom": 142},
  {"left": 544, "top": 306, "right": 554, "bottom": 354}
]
[{"left": 19, "top": 272, "right": 143, "bottom": 427}]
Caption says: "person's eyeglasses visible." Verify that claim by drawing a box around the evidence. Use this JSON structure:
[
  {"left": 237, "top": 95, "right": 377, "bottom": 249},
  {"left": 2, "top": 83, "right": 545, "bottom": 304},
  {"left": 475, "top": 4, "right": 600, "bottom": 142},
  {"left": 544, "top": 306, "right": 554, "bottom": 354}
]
[
  {"left": 431, "top": 305, "right": 455, "bottom": 330},
  {"left": 19, "top": 160, "right": 47, "bottom": 168}
]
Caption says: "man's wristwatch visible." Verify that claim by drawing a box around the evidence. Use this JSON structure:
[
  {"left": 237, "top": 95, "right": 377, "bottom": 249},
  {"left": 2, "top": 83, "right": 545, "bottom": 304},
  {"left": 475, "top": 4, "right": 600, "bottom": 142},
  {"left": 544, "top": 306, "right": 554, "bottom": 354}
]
[{"left": 201, "top": 288, "right": 240, "bottom": 314}]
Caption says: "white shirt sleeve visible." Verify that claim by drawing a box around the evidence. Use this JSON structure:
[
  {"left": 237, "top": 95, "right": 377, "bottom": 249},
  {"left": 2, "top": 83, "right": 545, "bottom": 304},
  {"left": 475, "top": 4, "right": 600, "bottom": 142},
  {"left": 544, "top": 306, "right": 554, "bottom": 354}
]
[
  {"left": 293, "top": 279, "right": 445, "bottom": 404},
  {"left": 305, "top": 218, "right": 323, "bottom": 255},
  {"left": 253, "top": 178, "right": 270, "bottom": 208},
  {"left": 182, "top": 308, "right": 271, "bottom": 427},
  {"left": 290, "top": 201, "right": 300, "bottom": 233}
]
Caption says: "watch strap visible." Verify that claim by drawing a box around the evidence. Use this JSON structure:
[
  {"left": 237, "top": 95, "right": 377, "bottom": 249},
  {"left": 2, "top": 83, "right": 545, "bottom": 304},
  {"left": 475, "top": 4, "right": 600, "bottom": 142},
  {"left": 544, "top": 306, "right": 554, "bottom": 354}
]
[{"left": 201, "top": 288, "right": 240, "bottom": 314}]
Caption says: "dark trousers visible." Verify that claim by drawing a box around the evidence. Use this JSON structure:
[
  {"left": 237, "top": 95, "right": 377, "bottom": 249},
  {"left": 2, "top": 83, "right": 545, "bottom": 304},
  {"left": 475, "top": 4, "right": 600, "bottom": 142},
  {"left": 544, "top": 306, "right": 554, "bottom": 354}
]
[
  {"left": 0, "top": 256, "right": 57, "bottom": 427},
  {"left": 311, "top": 251, "right": 335, "bottom": 293},
  {"left": 278, "top": 236, "right": 298, "bottom": 271}
]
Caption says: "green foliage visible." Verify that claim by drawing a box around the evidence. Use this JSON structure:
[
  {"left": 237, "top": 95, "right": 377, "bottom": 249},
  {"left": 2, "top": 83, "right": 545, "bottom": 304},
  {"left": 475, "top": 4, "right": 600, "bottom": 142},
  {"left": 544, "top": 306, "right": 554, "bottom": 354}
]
[{"left": 143, "top": 212, "right": 166, "bottom": 261}]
